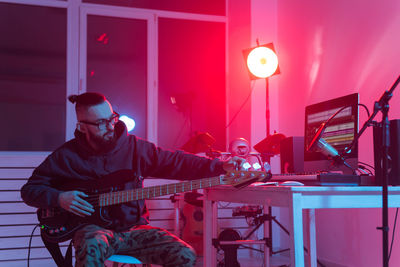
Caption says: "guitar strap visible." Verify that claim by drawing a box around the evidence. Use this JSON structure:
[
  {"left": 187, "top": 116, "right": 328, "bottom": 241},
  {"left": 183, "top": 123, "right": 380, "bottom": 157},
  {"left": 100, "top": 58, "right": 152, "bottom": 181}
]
[{"left": 41, "top": 232, "right": 73, "bottom": 267}]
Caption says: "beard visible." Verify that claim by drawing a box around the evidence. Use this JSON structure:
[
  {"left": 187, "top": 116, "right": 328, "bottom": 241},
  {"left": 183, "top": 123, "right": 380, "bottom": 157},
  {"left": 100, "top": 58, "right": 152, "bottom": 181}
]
[{"left": 87, "top": 130, "right": 117, "bottom": 151}]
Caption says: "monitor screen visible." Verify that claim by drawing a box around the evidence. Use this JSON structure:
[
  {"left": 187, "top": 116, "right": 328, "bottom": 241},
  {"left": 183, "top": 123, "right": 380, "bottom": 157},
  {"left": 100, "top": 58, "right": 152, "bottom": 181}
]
[{"left": 304, "top": 93, "right": 359, "bottom": 174}]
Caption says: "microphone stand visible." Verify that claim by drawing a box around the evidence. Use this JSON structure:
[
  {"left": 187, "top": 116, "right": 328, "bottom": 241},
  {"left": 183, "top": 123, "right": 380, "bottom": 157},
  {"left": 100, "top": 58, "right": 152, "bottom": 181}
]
[{"left": 343, "top": 75, "right": 400, "bottom": 267}]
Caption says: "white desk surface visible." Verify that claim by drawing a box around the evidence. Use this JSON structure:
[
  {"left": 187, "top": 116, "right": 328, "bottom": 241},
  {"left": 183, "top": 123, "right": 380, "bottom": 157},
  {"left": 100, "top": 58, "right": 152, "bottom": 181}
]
[
  {"left": 203, "top": 185, "right": 400, "bottom": 267},
  {"left": 205, "top": 185, "right": 400, "bottom": 208}
]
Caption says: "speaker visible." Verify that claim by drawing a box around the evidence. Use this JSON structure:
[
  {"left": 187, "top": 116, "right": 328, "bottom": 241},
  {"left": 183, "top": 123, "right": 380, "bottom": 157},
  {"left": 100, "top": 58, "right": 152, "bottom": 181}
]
[
  {"left": 373, "top": 119, "right": 400, "bottom": 185},
  {"left": 280, "top": 136, "right": 304, "bottom": 174}
]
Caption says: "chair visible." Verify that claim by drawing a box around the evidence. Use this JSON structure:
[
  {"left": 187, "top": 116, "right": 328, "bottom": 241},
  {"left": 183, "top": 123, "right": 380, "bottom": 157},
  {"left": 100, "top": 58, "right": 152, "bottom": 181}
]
[{"left": 106, "top": 254, "right": 151, "bottom": 267}]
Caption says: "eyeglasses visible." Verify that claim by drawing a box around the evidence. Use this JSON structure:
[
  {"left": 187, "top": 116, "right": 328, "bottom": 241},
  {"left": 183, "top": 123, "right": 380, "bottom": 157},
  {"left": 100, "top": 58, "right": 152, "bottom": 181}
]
[{"left": 79, "top": 112, "right": 120, "bottom": 130}]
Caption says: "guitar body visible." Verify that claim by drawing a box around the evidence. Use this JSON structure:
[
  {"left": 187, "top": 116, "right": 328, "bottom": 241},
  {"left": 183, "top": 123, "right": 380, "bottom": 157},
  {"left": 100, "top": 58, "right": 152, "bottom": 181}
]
[
  {"left": 38, "top": 170, "right": 137, "bottom": 243},
  {"left": 38, "top": 200, "right": 113, "bottom": 243}
]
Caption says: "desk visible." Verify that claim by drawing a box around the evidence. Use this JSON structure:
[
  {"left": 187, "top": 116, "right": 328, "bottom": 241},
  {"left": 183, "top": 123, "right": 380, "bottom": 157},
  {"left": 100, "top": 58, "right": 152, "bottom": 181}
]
[{"left": 203, "top": 185, "right": 400, "bottom": 267}]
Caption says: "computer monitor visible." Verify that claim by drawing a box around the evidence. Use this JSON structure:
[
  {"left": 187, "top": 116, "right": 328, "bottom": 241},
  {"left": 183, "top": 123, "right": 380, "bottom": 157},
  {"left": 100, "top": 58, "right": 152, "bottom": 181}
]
[{"left": 304, "top": 93, "right": 359, "bottom": 174}]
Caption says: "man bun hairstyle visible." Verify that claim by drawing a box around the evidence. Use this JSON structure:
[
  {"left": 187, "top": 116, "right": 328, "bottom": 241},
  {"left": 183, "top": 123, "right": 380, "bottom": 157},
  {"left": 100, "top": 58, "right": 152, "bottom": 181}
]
[{"left": 68, "top": 92, "right": 106, "bottom": 112}]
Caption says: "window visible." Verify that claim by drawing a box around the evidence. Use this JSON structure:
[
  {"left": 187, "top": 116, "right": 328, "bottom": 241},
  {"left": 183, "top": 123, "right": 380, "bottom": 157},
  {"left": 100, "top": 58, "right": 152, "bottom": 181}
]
[{"left": 0, "top": 3, "right": 67, "bottom": 151}]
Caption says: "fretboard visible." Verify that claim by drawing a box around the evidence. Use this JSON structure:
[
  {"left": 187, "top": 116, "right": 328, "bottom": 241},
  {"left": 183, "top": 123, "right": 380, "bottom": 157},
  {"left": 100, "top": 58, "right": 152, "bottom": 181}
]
[{"left": 98, "top": 175, "right": 222, "bottom": 207}]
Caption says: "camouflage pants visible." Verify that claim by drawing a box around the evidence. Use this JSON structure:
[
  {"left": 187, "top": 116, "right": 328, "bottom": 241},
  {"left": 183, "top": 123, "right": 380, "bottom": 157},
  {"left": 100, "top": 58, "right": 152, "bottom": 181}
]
[{"left": 73, "top": 224, "right": 196, "bottom": 267}]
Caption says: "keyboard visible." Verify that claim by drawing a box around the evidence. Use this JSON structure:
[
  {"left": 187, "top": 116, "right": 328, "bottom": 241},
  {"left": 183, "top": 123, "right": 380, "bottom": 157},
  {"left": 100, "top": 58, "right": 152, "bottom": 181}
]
[{"left": 270, "top": 172, "right": 360, "bottom": 185}]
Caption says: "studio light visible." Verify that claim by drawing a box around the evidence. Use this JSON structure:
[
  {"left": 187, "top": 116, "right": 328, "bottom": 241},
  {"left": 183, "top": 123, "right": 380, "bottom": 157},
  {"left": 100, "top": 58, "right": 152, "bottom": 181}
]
[
  {"left": 119, "top": 115, "right": 135, "bottom": 132},
  {"left": 246, "top": 46, "right": 278, "bottom": 78},
  {"left": 243, "top": 43, "right": 280, "bottom": 80}
]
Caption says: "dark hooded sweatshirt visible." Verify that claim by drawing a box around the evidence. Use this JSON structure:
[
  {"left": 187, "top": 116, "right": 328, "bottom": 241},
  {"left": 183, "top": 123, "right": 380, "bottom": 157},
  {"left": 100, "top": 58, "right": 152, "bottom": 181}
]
[{"left": 21, "top": 121, "right": 225, "bottom": 231}]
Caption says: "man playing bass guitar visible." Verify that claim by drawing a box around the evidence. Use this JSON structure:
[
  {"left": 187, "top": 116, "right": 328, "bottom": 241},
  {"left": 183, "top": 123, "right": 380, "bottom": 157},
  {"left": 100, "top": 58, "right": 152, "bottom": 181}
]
[{"left": 20, "top": 92, "right": 256, "bottom": 267}]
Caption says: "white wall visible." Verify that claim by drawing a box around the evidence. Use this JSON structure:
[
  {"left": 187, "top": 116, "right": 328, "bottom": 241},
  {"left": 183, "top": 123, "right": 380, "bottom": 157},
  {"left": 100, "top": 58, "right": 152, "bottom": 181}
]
[{"left": 248, "top": 0, "right": 400, "bottom": 266}]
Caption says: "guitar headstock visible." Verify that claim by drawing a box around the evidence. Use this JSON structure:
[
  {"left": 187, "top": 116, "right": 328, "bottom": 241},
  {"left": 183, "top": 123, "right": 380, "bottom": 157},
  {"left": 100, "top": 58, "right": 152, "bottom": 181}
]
[{"left": 221, "top": 170, "right": 271, "bottom": 189}]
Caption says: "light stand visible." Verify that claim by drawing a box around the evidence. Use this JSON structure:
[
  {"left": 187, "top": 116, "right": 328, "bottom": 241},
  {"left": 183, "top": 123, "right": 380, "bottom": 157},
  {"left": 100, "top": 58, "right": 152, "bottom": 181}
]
[
  {"left": 266, "top": 78, "right": 271, "bottom": 137},
  {"left": 243, "top": 42, "right": 280, "bottom": 165},
  {"left": 343, "top": 75, "right": 400, "bottom": 267}
]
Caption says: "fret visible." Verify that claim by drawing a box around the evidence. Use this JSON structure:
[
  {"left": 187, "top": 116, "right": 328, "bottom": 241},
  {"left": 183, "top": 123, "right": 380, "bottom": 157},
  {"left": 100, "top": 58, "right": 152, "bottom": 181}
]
[{"left": 89, "top": 172, "right": 262, "bottom": 206}]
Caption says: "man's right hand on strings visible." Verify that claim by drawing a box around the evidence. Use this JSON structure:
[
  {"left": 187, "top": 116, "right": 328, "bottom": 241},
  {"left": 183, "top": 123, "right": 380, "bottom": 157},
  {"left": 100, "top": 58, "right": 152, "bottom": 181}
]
[{"left": 58, "top": 191, "right": 94, "bottom": 217}]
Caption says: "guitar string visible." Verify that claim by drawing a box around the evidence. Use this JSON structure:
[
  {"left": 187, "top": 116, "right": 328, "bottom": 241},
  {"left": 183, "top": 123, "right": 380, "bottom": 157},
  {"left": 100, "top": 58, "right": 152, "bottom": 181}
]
[
  {"left": 81, "top": 172, "right": 262, "bottom": 207},
  {"left": 81, "top": 176, "right": 238, "bottom": 207},
  {"left": 83, "top": 179, "right": 223, "bottom": 207}
]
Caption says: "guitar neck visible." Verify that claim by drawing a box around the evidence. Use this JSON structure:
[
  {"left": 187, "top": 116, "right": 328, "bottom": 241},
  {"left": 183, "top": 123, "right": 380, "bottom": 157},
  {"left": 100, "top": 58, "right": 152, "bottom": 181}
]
[{"left": 98, "top": 175, "right": 223, "bottom": 207}]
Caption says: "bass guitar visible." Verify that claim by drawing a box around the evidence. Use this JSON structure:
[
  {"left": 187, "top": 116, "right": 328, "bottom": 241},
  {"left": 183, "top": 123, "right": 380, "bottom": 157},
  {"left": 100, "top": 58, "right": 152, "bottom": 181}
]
[{"left": 38, "top": 169, "right": 270, "bottom": 243}]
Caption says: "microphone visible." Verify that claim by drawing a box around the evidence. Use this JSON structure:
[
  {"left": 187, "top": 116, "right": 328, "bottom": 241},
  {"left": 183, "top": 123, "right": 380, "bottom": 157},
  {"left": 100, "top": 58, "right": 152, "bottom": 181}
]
[
  {"left": 307, "top": 122, "right": 354, "bottom": 171},
  {"left": 307, "top": 122, "right": 327, "bottom": 152}
]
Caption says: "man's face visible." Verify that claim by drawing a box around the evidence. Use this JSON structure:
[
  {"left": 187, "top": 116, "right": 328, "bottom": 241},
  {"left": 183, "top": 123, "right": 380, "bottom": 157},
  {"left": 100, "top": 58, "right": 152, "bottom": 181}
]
[{"left": 77, "top": 101, "right": 117, "bottom": 151}]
